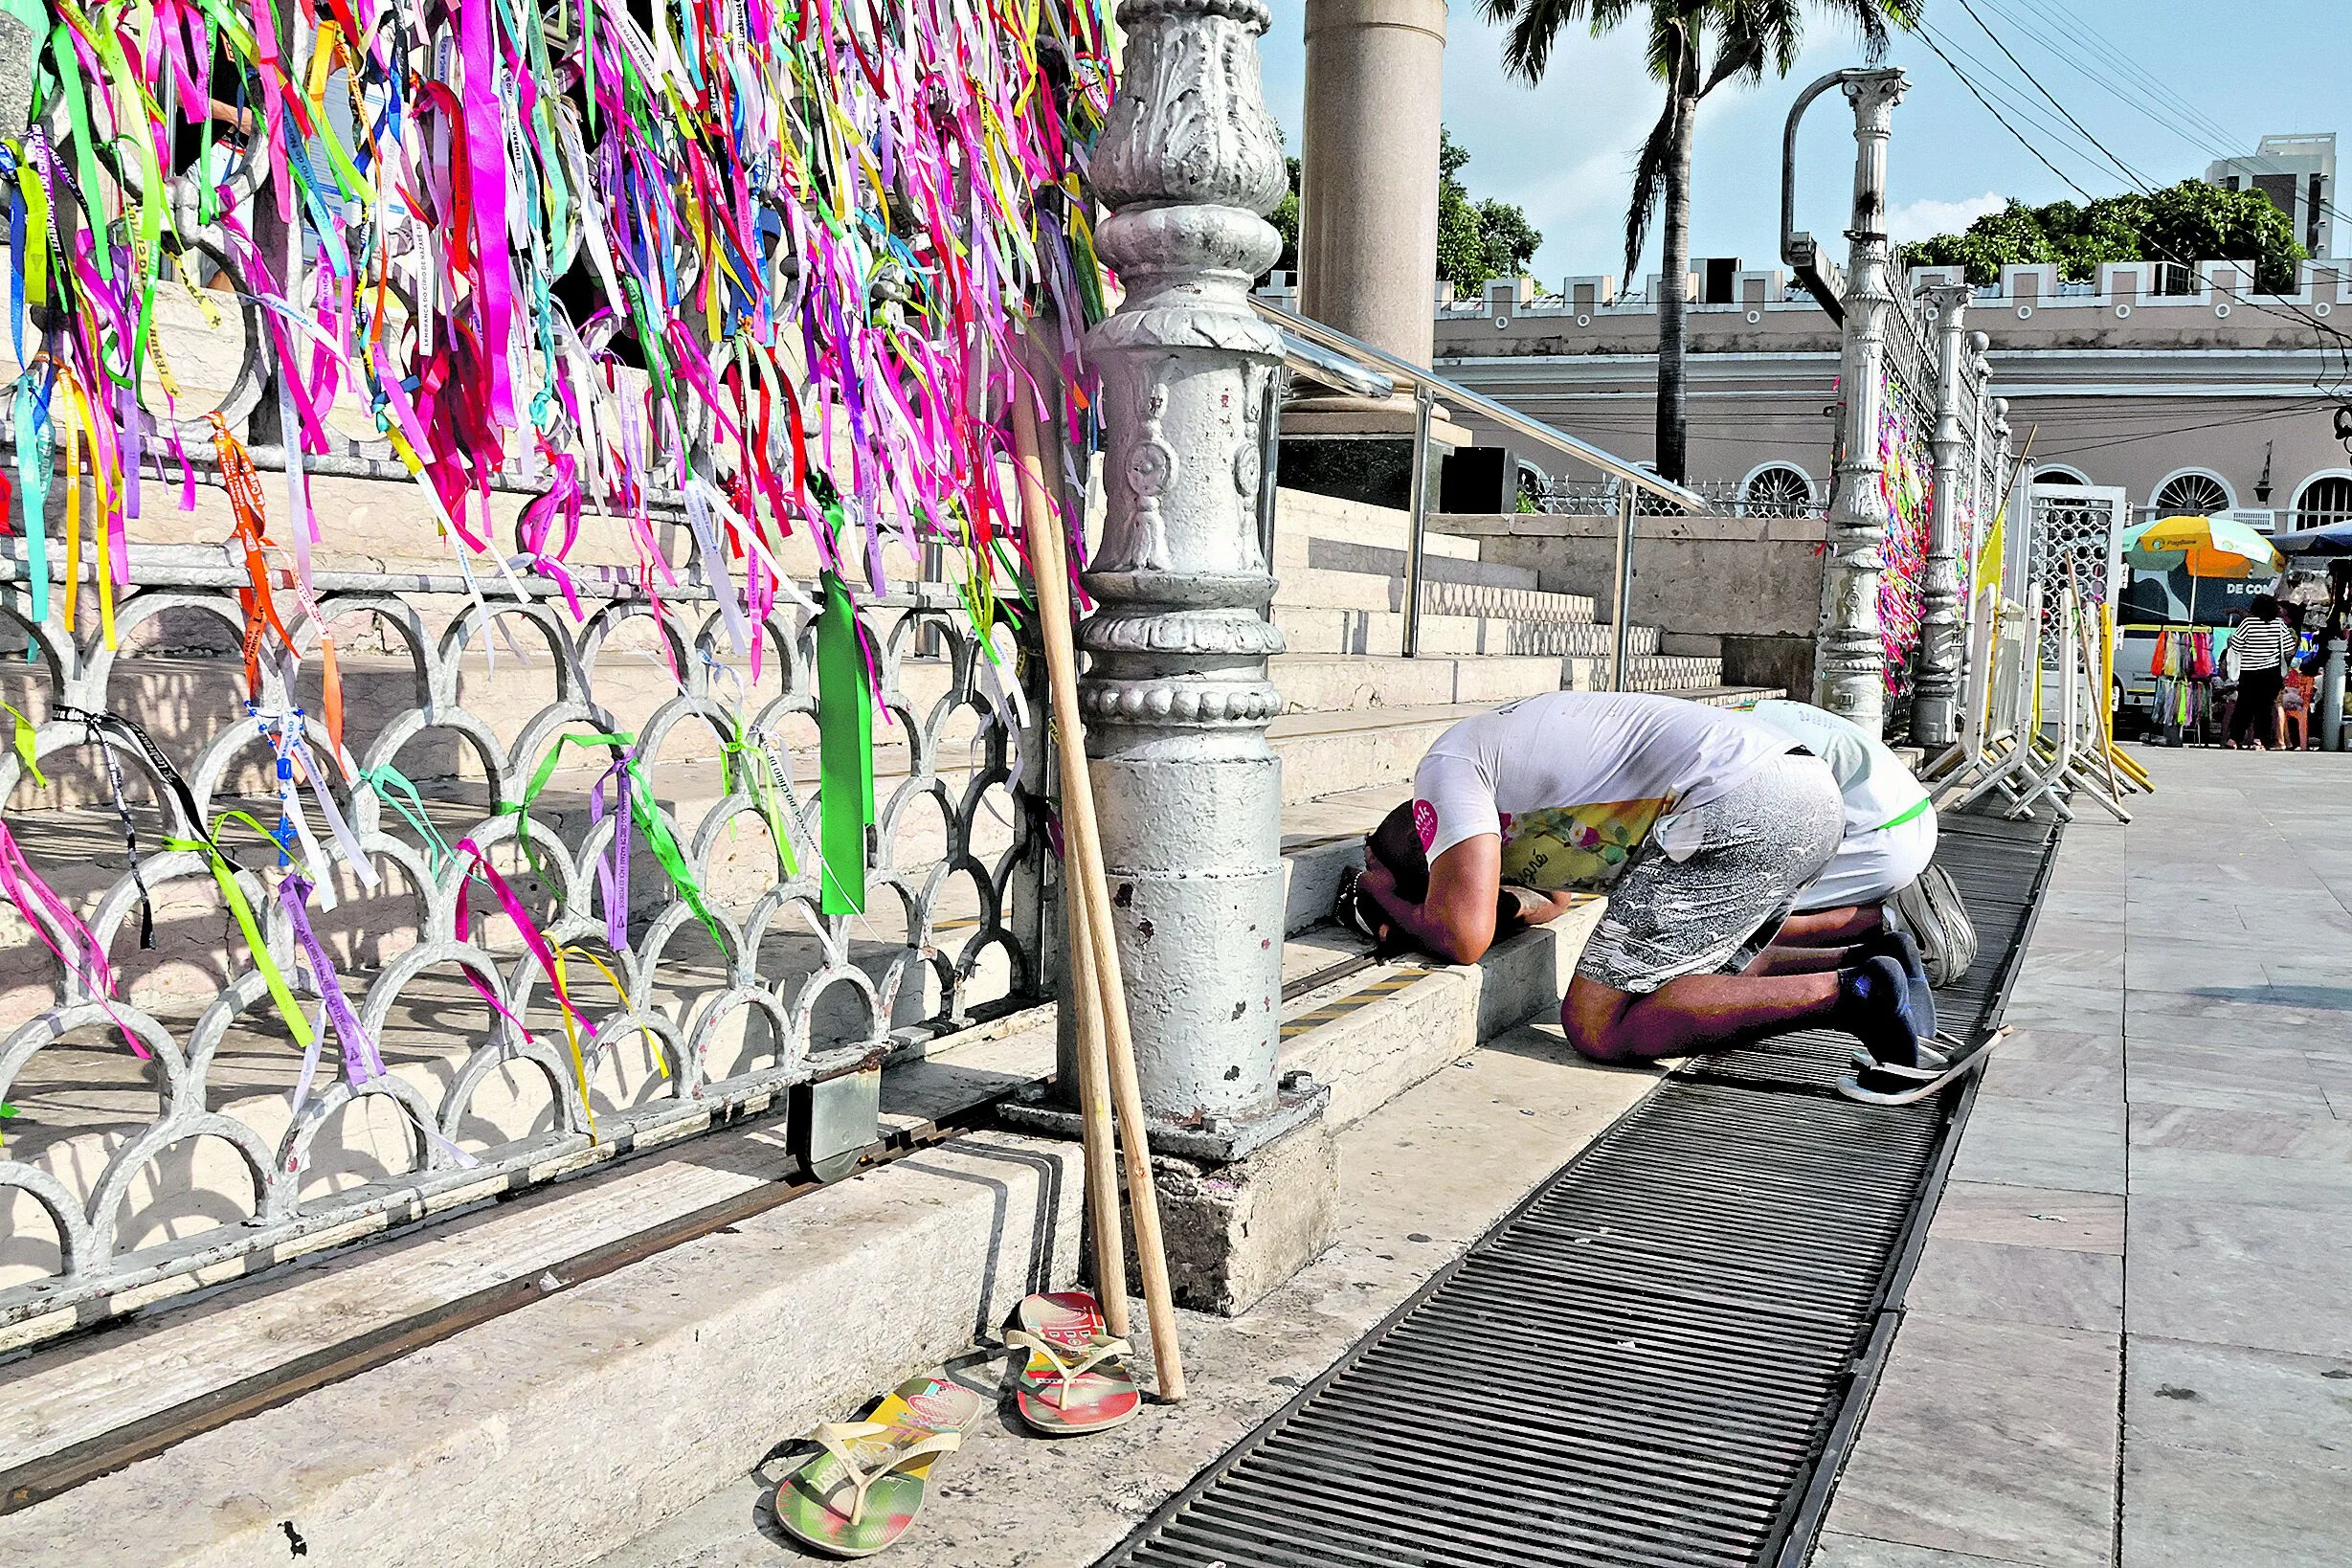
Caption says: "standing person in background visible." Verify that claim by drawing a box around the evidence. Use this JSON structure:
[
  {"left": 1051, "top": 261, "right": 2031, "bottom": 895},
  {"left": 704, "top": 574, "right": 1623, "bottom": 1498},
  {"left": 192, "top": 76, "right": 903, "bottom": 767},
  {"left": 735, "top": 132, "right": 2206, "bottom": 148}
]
[
  {"left": 2280, "top": 602, "right": 2317, "bottom": 751},
  {"left": 2226, "top": 594, "right": 2296, "bottom": 750}
]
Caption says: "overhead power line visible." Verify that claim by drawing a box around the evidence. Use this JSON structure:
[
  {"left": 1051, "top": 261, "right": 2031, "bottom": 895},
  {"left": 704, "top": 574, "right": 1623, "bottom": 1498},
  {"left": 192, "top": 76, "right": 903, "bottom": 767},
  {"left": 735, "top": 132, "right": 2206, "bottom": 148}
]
[{"left": 1907, "top": 14, "right": 2352, "bottom": 403}]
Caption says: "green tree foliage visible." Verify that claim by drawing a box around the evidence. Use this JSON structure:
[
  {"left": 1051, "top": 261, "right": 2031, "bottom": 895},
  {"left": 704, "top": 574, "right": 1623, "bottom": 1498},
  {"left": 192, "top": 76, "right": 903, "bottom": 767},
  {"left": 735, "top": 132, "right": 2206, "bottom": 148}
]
[
  {"left": 1898, "top": 181, "right": 2306, "bottom": 294},
  {"left": 1436, "top": 128, "right": 1544, "bottom": 296},
  {"left": 1268, "top": 156, "right": 1302, "bottom": 276},
  {"left": 1267, "top": 132, "right": 1541, "bottom": 295}
]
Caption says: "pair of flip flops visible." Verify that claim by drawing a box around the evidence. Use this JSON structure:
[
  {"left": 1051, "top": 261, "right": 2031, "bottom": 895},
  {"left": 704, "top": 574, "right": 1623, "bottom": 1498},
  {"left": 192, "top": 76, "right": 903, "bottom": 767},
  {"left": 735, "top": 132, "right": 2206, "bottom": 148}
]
[{"left": 774, "top": 1291, "right": 1139, "bottom": 1558}]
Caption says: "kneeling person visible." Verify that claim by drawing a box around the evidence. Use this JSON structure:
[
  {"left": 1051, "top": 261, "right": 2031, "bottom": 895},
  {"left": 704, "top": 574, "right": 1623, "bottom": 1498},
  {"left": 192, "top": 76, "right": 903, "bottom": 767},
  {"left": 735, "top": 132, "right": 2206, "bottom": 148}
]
[
  {"left": 1355, "top": 692, "right": 1924, "bottom": 1067},
  {"left": 1744, "top": 698, "right": 1949, "bottom": 1031}
]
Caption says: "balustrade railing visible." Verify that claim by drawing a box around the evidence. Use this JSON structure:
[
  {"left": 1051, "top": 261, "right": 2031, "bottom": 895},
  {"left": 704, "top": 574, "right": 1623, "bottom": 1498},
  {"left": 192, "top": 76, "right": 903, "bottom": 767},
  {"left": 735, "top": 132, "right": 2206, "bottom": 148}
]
[{"left": 0, "top": 525, "right": 1045, "bottom": 1336}]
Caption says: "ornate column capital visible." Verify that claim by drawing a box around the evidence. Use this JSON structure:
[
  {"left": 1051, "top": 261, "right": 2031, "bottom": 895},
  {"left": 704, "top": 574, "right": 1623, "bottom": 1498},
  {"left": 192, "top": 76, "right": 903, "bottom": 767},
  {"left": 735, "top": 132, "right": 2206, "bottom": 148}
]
[{"left": 1841, "top": 66, "right": 1910, "bottom": 129}]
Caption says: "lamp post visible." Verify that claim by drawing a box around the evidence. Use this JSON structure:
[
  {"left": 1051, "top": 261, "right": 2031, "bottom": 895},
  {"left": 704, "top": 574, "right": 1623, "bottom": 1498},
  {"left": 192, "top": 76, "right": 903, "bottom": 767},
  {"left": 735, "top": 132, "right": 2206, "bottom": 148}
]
[{"left": 1811, "top": 68, "right": 1909, "bottom": 733}]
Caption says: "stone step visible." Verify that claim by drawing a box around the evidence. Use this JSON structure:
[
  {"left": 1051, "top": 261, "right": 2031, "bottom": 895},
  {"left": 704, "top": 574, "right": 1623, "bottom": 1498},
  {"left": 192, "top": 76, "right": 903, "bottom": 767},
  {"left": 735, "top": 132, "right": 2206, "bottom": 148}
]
[
  {"left": 1272, "top": 606, "right": 1651, "bottom": 659},
  {"left": 1285, "top": 534, "right": 1539, "bottom": 592},
  {"left": 1267, "top": 652, "right": 1565, "bottom": 714},
  {"left": 1270, "top": 486, "right": 1481, "bottom": 562},
  {"left": 1563, "top": 651, "right": 1732, "bottom": 694},
  {"left": 1685, "top": 683, "right": 1788, "bottom": 708},
  {"left": 1271, "top": 565, "right": 1597, "bottom": 622},
  {"left": 1266, "top": 702, "right": 1486, "bottom": 806}
]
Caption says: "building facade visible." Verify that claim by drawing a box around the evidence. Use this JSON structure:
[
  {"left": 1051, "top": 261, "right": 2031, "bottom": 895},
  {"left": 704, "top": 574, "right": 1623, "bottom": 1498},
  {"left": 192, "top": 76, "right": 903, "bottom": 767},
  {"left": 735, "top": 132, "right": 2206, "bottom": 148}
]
[
  {"left": 1402, "top": 255, "right": 2352, "bottom": 535},
  {"left": 2208, "top": 133, "right": 2336, "bottom": 261}
]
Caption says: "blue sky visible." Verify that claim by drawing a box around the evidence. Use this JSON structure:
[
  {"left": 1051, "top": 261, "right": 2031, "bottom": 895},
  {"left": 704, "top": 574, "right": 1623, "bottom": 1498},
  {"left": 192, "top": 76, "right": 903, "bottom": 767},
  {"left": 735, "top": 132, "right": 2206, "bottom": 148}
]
[{"left": 1257, "top": 0, "right": 2352, "bottom": 284}]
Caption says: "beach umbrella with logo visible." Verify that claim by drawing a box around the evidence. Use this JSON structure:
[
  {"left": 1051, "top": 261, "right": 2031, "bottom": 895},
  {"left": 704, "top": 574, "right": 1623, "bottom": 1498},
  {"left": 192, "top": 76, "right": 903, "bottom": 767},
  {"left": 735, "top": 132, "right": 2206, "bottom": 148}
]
[{"left": 2119, "top": 514, "right": 2283, "bottom": 578}]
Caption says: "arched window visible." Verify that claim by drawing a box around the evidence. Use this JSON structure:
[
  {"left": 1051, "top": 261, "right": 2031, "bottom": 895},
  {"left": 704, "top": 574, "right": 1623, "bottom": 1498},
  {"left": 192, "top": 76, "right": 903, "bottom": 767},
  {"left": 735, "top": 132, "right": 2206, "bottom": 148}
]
[
  {"left": 2152, "top": 471, "right": 2232, "bottom": 516},
  {"left": 1739, "top": 465, "right": 1816, "bottom": 518},
  {"left": 2036, "top": 467, "right": 2090, "bottom": 487},
  {"left": 2296, "top": 476, "right": 2352, "bottom": 529}
]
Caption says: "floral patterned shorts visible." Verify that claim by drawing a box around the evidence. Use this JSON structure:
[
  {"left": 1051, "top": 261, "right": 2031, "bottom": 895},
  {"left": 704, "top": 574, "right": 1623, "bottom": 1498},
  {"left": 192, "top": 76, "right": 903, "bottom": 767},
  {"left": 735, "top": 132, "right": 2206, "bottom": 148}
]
[{"left": 1576, "top": 753, "right": 1844, "bottom": 996}]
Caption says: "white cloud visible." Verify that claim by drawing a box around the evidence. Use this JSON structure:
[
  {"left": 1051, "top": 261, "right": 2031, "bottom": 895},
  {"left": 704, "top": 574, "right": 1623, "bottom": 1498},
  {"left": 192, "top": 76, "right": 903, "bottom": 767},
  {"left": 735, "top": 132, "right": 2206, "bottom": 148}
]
[{"left": 1886, "top": 191, "right": 2006, "bottom": 245}]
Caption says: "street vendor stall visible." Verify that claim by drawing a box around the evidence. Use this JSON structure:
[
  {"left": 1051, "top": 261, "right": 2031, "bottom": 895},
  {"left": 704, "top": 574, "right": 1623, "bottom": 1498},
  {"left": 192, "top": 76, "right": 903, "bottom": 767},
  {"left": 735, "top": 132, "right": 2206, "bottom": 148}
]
[{"left": 2115, "top": 515, "right": 2285, "bottom": 746}]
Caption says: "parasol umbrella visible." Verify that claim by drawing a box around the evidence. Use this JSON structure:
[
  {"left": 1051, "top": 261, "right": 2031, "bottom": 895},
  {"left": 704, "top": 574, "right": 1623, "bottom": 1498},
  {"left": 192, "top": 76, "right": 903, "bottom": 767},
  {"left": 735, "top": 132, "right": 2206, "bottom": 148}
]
[
  {"left": 2273, "top": 521, "right": 2352, "bottom": 556},
  {"left": 2119, "top": 514, "right": 2283, "bottom": 578}
]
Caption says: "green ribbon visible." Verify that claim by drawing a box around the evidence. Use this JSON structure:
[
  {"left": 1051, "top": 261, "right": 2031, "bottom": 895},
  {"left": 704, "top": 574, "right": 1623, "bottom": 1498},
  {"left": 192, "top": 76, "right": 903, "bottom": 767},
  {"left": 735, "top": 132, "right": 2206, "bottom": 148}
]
[
  {"left": 719, "top": 725, "right": 798, "bottom": 880},
  {"left": 4, "top": 702, "right": 45, "bottom": 787},
  {"left": 502, "top": 731, "right": 733, "bottom": 954},
  {"left": 814, "top": 571, "right": 873, "bottom": 916},
  {"left": 168, "top": 813, "right": 316, "bottom": 1048},
  {"left": 360, "top": 763, "right": 457, "bottom": 874}
]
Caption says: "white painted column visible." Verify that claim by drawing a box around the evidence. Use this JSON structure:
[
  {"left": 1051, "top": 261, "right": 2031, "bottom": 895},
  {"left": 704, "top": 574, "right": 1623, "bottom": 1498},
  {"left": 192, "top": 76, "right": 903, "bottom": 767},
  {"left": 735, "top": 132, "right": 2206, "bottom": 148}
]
[
  {"left": 1912, "top": 283, "right": 1974, "bottom": 746},
  {"left": 1085, "top": 0, "right": 1292, "bottom": 1135},
  {"left": 1297, "top": 0, "right": 1447, "bottom": 368}
]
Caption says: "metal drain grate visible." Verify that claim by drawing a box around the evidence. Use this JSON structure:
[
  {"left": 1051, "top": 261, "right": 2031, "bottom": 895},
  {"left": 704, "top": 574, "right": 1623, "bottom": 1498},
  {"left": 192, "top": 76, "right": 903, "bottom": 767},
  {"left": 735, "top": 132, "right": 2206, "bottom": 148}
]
[{"left": 1099, "top": 817, "right": 2062, "bottom": 1568}]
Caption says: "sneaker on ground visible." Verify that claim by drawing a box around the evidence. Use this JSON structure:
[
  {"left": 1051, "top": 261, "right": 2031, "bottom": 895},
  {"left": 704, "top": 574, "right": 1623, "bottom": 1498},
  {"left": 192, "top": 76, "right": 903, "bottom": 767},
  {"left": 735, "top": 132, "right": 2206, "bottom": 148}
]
[{"left": 1835, "top": 954, "right": 1925, "bottom": 1071}]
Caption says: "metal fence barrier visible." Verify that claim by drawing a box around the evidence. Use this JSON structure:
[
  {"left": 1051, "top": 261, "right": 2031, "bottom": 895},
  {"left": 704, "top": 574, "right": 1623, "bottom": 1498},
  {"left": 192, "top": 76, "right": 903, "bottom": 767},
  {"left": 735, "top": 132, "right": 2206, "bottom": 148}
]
[{"left": 0, "top": 535, "right": 1045, "bottom": 1337}]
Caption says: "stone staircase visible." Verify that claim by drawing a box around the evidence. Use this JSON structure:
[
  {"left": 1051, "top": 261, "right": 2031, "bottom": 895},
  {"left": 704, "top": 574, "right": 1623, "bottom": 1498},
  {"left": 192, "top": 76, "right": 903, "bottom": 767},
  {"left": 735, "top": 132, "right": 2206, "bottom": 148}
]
[
  {"left": 0, "top": 483, "right": 1796, "bottom": 1568},
  {"left": 1259, "top": 488, "right": 1781, "bottom": 802}
]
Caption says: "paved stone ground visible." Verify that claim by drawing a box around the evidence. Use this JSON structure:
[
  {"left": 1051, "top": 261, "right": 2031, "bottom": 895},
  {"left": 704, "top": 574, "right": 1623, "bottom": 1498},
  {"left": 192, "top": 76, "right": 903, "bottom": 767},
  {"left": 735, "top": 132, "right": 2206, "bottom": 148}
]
[
  {"left": 590, "top": 1021, "right": 1661, "bottom": 1568},
  {"left": 1817, "top": 748, "right": 2352, "bottom": 1568}
]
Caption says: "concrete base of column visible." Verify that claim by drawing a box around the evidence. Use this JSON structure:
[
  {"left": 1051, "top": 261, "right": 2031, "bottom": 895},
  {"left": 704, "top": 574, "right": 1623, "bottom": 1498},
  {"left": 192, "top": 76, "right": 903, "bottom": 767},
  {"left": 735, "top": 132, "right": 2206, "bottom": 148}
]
[{"left": 1147, "top": 1110, "right": 1340, "bottom": 1316}]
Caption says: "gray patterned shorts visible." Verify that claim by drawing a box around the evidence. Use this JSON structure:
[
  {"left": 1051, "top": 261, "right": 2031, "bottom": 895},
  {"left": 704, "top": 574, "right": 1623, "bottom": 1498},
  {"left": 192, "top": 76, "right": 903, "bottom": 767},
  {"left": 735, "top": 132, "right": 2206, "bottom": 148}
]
[{"left": 1575, "top": 752, "right": 1844, "bottom": 995}]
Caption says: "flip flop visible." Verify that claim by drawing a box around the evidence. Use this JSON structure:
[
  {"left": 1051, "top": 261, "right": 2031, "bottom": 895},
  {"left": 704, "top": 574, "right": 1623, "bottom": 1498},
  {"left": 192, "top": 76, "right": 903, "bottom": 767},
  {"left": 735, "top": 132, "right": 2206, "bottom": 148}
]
[
  {"left": 773, "top": 1373, "right": 983, "bottom": 1557},
  {"left": 1005, "top": 1289, "right": 1142, "bottom": 1435}
]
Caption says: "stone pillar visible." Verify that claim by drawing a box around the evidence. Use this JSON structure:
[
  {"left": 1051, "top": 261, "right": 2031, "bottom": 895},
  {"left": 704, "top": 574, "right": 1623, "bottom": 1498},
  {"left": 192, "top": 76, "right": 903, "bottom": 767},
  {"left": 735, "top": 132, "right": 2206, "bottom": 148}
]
[
  {"left": 1812, "top": 68, "right": 1907, "bottom": 733},
  {"left": 1298, "top": 0, "right": 1446, "bottom": 370},
  {"left": 1085, "top": 0, "right": 1301, "bottom": 1140},
  {"left": 1911, "top": 283, "right": 1973, "bottom": 746}
]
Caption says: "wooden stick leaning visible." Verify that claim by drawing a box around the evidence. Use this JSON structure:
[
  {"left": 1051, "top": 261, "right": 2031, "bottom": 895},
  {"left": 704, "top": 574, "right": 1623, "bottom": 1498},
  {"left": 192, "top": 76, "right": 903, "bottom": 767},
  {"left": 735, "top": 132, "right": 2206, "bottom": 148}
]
[
  {"left": 1008, "top": 389, "right": 1187, "bottom": 1402},
  {"left": 1067, "top": 857, "right": 1130, "bottom": 1340}
]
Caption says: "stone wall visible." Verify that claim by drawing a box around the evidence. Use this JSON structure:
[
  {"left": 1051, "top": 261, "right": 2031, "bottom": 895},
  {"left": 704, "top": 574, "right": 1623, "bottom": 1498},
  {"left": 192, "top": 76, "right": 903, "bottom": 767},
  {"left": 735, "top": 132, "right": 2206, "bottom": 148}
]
[{"left": 1434, "top": 512, "right": 1826, "bottom": 692}]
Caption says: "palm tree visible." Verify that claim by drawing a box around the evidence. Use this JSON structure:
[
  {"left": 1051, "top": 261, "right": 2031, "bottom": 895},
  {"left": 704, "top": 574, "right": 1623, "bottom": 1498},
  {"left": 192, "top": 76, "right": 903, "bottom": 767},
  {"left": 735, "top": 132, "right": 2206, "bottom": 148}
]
[{"left": 1479, "top": 0, "right": 1921, "bottom": 483}]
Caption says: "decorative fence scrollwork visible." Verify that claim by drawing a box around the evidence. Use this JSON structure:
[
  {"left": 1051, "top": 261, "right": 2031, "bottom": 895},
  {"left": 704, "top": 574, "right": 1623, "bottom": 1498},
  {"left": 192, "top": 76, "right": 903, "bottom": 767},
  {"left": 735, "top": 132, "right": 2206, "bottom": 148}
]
[
  {"left": 0, "top": 537, "right": 1045, "bottom": 1333},
  {"left": 2028, "top": 488, "right": 2125, "bottom": 661}
]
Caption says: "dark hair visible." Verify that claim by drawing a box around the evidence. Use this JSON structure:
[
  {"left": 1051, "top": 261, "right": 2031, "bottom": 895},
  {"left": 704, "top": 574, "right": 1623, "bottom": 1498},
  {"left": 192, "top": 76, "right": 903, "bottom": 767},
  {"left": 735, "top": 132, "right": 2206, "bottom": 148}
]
[
  {"left": 2284, "top": 600, "right": 2308, "bottom": 628},
  {"left": 1368, "top": 800, "right": 1430, "bottom": 904},
  {"left": 2253, "top": 594, "right": 2280, "bottom": 619}
]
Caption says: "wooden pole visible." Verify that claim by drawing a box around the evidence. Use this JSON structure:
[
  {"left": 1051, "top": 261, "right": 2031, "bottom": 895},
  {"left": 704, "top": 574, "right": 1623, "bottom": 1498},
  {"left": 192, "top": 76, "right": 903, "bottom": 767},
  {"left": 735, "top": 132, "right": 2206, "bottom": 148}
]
[
  {"left": 1009, "top": 388, "right": 1187, "bottom": 1402},
  {"left": 1065, "top": 841, "right": 1131, "bottom": 1340}
]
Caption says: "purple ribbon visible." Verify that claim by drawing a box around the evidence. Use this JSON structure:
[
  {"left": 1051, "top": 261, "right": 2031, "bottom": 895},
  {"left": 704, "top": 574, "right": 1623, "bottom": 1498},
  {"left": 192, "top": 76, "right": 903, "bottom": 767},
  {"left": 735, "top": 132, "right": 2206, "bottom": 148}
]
[
  {"left": 280, "top": 873, "right": 390, "bottom": 1086},
  {"left": 591, "top": 758, "right": 632, "bottom": 949}
]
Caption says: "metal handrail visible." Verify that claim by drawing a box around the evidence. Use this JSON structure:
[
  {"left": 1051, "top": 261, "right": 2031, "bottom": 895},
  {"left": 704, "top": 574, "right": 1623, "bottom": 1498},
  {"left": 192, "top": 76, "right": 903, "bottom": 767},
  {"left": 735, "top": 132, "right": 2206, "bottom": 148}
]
[
  {"left": 1252, "top": 299, "right": 1704, "bottom": 687},
  {"left": 1254, "top": 300, "right": 1711, "bottom": 512},
  {"left": 1275, "top": 330, "right": 1395, "bottom": 400}
]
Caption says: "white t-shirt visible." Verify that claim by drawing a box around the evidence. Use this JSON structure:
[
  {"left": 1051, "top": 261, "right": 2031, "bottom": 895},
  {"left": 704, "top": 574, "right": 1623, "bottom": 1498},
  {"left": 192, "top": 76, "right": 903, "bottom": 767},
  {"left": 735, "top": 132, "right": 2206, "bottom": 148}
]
[
  {"left": 1411, "top": 692, "right": 1791, "bottom": 892},
  {"left": 1746, "top": 699, "right": 1929, "bottom": 838}
]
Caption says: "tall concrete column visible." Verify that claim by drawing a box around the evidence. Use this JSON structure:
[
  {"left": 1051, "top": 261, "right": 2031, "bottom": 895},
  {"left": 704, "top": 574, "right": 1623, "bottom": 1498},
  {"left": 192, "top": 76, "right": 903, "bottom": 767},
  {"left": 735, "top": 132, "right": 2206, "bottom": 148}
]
[
  {"left": 1298, "top": 0, "right": 1446, "bottom": 368},
  {"left": 1085, "top": 0, "right": 1291, "bottom": 1135},
  {"left": 1812, "top": 68, "right": 1908, "bottom": 733},
  {"left": 1911, "top": 283, "right": 1973, "bottom": 746}
]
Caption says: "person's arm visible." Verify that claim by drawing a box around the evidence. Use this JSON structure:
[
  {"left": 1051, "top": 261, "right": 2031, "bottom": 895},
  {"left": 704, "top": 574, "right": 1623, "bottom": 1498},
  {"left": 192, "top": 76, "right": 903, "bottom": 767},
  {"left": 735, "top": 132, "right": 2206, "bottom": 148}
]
[
  {"left": 1359, "top": 834, "right": 1503, "bottom": 964},
  {"left": 1509, "top": 886, "right": 1582, "bottom": 927}
]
